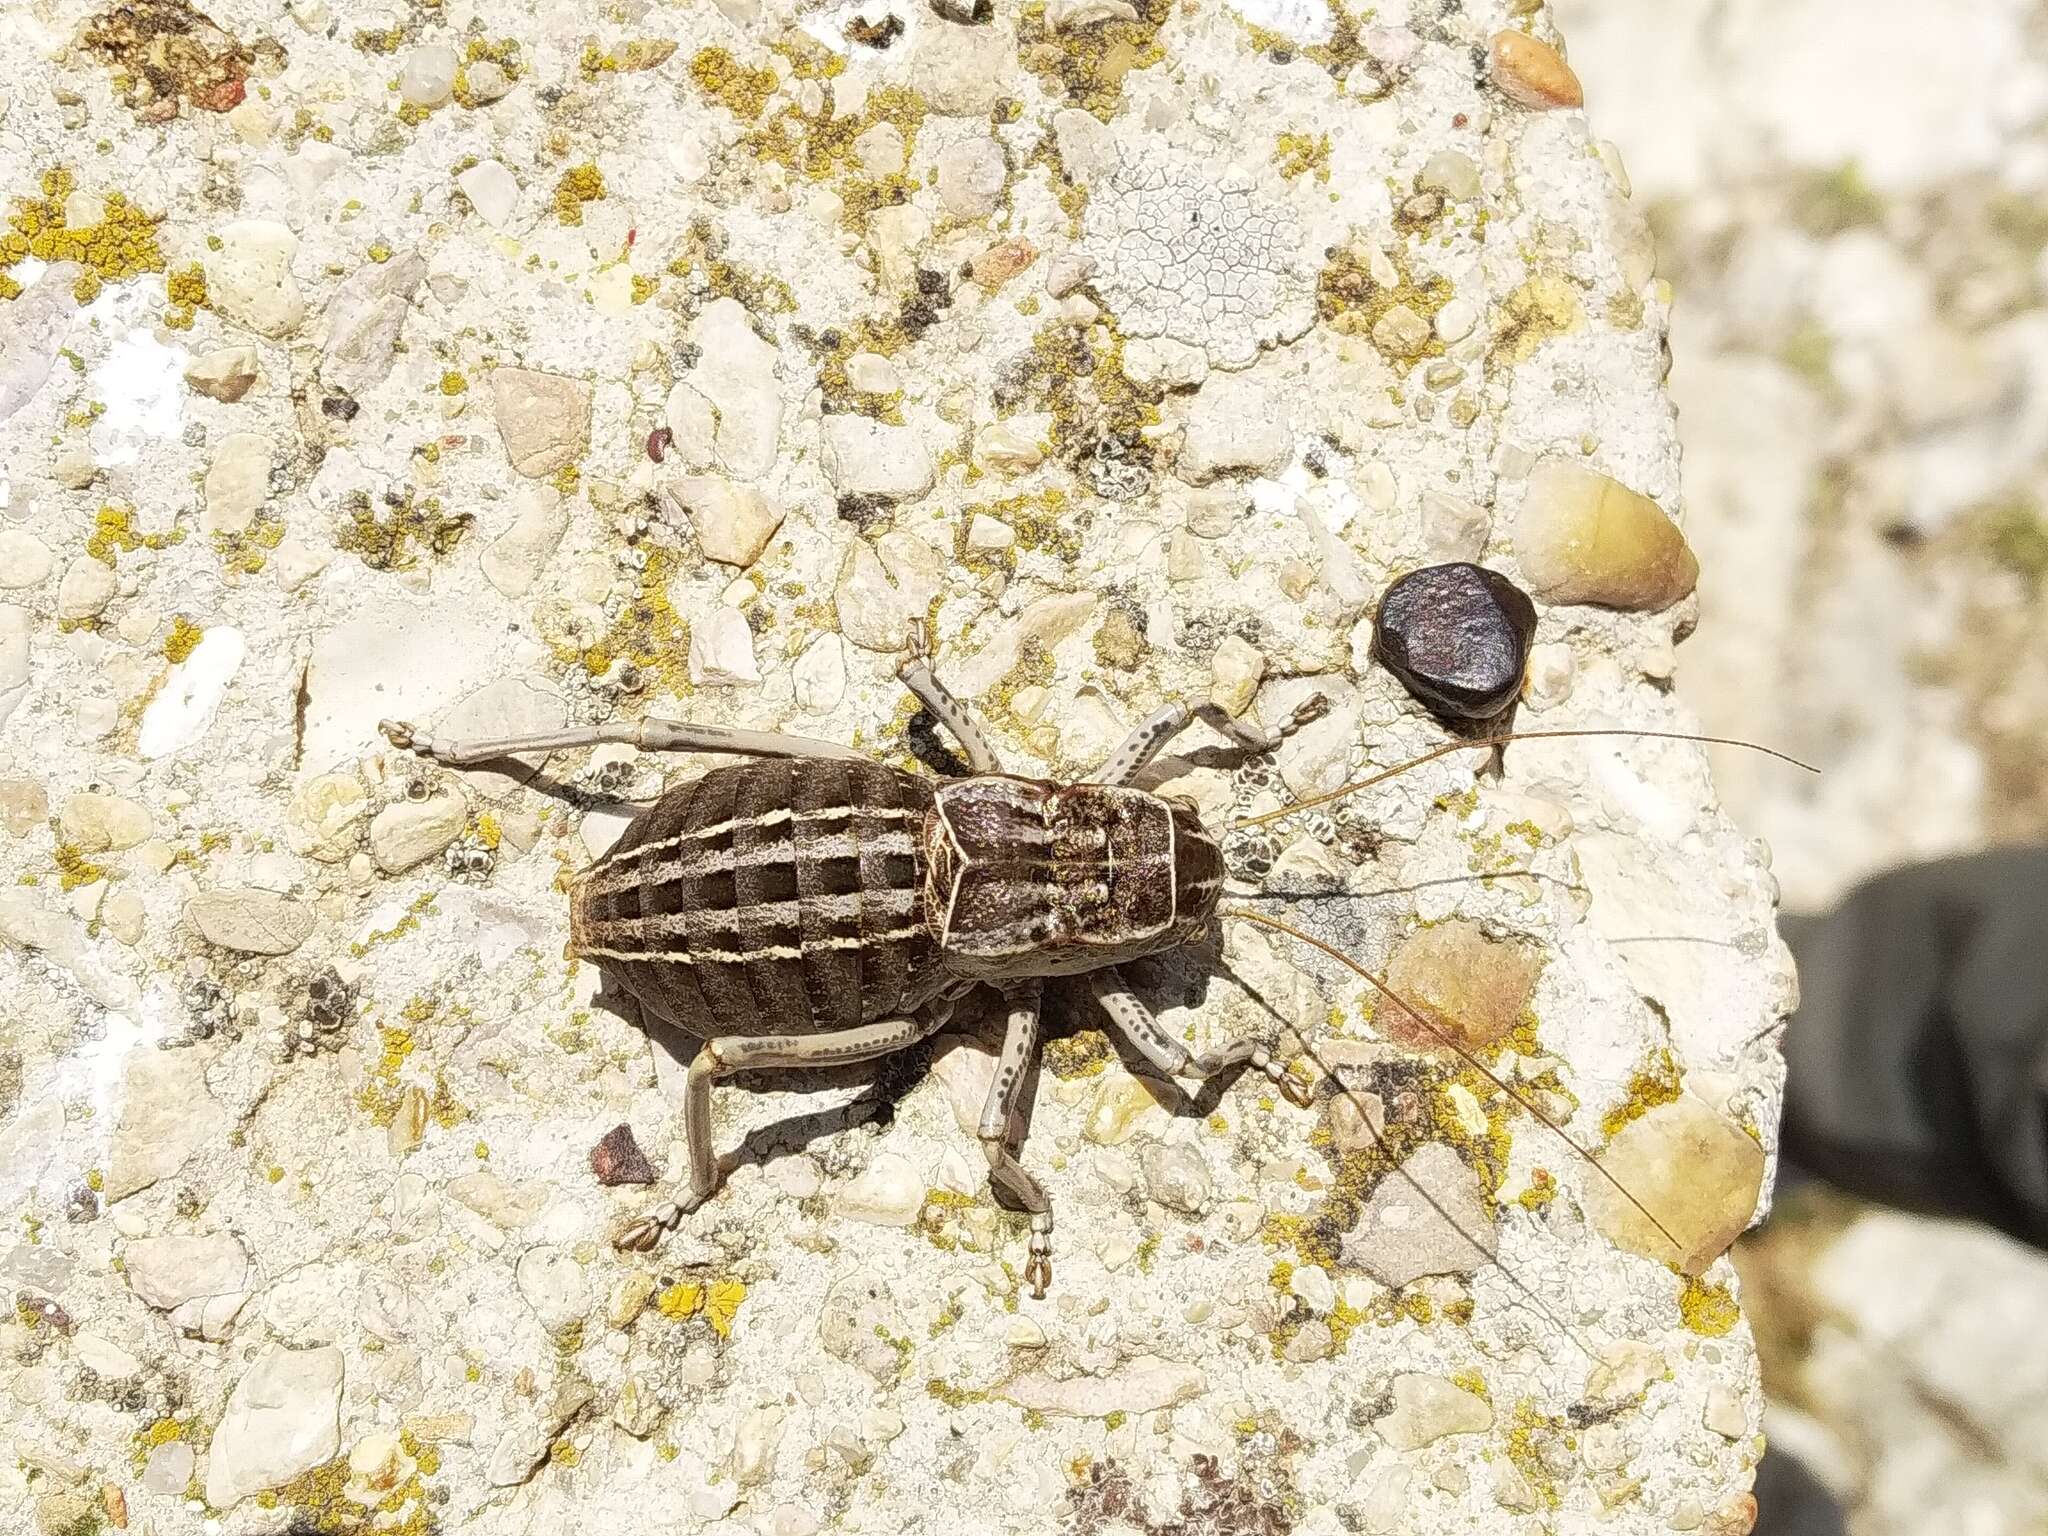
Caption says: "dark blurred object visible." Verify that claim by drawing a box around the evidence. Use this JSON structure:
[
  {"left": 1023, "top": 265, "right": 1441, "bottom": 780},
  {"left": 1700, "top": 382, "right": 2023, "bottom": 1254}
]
[
  {"left": 1755, "top": 845, "right": 2048, "bottom": 1536},
  {"left": 1372, "top": 562, "right": 1537, "bottom": 722},
  {"left": 1780, "top": 845, "right": 2048, "bottom": 1248}
]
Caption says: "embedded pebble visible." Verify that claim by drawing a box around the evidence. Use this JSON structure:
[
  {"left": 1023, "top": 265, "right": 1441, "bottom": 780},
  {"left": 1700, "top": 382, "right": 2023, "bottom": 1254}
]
[
  {"left": 369, "top": 793, "right": 467, "bottom": 874},
  {"left": 690, "top": 607, "right": 762, "bottom": 686},
  {"left": 515, "top": 1246, "right": 589, "bottom": 1330},
  {"left": 0, "top": 530, "right": 53, "bottom": 588},
  {"left": 0, "top": 777, "right": 47, "bottom": 835},
  {"left": 399, "top": 43, "right": 457, "bottom": 107},
  {"left": 1374, "top": 562, "right": 1537, "bottom": 721},
  {"left": 1340, "top": 1141, "right": 1497, "bottom": 1287},
  {"left": 1000, "top": 1356, "right": 1207, "bottom": 1418},
  {"left": 488, "top": 366, "right": 594, "bottom": 478},
  {"left": 124, "top": 1234, "right": 249, "bottom": 1310},
  {"left": 1372, "top": 303, "right": 1433, "bottom": 362},
  {"left": 665, "top": 475, "right": 786, "bottom": 568},
  {"left": 104, "top": 1049, "right": 230, "bottom": 1200},
  {"left": 184, "top": 347, "right": 259, "bottom": 403},
  {"left": 0, "top": 266, "right": 80, "bottom": 423},
  {"left": 1375, "top": 1373, "right": 1494, "bottom": 1450},
  {"left": 690, "top": 299, "right": 784, "bottom": 478},
  {"left": 457, "top": 160, "right": 521, "bottom": 230},
  {"left": 202, "top": 431, "right": 272, "bottom": 535},
  {"left": 321, "top": 252, "right": 427, "bottom": 395},
  {"left": 1142, "top": 1142, "right": 1213, "bottom": 1215},
  {"left": 1588, "top": 1096, "right": 1765, "bottom": 1274},
  {"left": 590, "top": 1125, "right": 657, "bottom": 1186},
  {"left": 205, "top": 1343, "right": 344, "bottom": 1507},
  {"left": 936, "top": 136, "right": 1007, "bottom": 218},
  {"left": 481, "top": 487, "right": 571, "bottom": 598},
  {"left": 1513, "top": 459, "right": 1699, "bottom": 610},
  {"left": 792, "top": 633, "right": 847, "bottom": 713},
  {"left": 1383, "top": 919, "right": 1545, "bottom": 1050},
  {"left": 1209, "top": 635, "right": 1266, "bottom": 717},
  {"left": 1489, "top": 30, "right": 1584, "bottom": 111},
  {"left": 0, "top": 606, "right": 26, "bottom": 722},
  {"left": 822, "top": 417, "right": 936, "bottom": 502},
  {"left": 1179, "top": 374, "right": 1290, "bottom": 482},
  {"left": 833, "top": 1152, "right": 925, "bottom": 1226},
  {"left": 57, "top": 558, "right": 115, "bottom": 622},
  {"left": 207, "top": 221, "right": 306, "bottom": 339},
  {"left": 58, "top": 792, "right": 151, "bottom": 852},
  {"left": 834, "top": 533, "right": 943, "bottom": 650},
  {"left": 819, "top": 1275, "right": 910, "bottom": 1382},
  {"left": 186, "top": 887, "right": 317, "bottom": 954}
]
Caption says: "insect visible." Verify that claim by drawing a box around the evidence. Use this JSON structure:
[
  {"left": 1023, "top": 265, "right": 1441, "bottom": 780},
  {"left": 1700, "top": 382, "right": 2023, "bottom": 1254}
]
[{"left": 381, "top": 636, "right": 1806, "bottom": 1298}]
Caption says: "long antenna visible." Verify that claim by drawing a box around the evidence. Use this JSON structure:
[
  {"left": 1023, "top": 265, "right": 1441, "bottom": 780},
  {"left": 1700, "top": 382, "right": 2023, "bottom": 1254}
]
[
  {"left": 1231, "top": 728, "right": 1818, "bottom": 831},
  {"left": 1221, "top": 908, "right": 1686, "bottom": 1259}
]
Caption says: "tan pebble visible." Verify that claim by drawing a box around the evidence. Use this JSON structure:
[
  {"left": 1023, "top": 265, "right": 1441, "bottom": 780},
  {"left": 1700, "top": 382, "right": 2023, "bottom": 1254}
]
[
  {"left": 1083, "top": 1071, "right": 1171, "bottom": 1146},
  {"left": 1383, "top": 919, "right": 1544, "bottom": 1051},
  {"left": 1586, "top": 1095, "right": 1765, "bottom": 1273},
  {"left": 1489, "top": 30, "right": 1583, "bottom": 110},
  {"left": 387, "top": 1088, "right": 428, "bottom": 1156},
  {"left": 1513, "top": 458, "right": 1699, "bottom": 611},
  {"left": 607, "top": 1271, "right": 656, "bottom": 1328}
]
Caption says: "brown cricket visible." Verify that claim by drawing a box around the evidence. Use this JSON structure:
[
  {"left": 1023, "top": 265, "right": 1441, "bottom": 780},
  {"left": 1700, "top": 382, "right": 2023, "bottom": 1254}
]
[{"left": 381, "top": 636, "right": 1804, "bottom": 1297}]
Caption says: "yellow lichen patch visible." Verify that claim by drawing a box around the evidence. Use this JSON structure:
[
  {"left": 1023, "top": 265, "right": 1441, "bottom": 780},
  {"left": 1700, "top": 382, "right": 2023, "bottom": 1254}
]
[
  {"left": 335, "top": 487, "right": 474, "bottom": 572},
  {"left": 688, "top": 45, "right": 780, "bottom": 121},
  {"left": 52, "top": 842, "right": 107, "bottom": 890},
  {"left": 1043, "top": 1026, "right": 1113, "bottom": 1079},
  {"left": 1599, "top": 1048, "right": 1683, "bottom": 1139},
  {"left": 350, "top": 891, "right": 436, "bottom": 958},
  {"left": 704, "top": 1278, "right": 747, "bottom": 1337},
  {"left": 161, "top": 615, "right": 204, "bottom": 662},
  {"left": 1503, "top": 1399, "right": 1566, "bottom": 1511},
  {"left": 452, "top": 37, "right": 525, "bottom": 108},
  {"left": 579, "top": 38, "right": 677, "bottom": 77},
  {"left": 1677, "top": 1274, "right": 1740, "bottom": 1337},
  {"left": 1274, "top": 132, "right": 1332, "bottom": 183},
  {"left": 1018, "top": 0, "right": 1171, "bottom": 119},
  {"left": 664, "top": 217, "right": 798, "bottom": 319},
  {"left": 1490, "top": 271, "right": 1586, "bottom": 365},
  {"left": 655, "top": 1280, "right": 703, "bottom": 1320},
  {"left": 163, "top": 260, "right": 208, "bottom": 327},
  {"left": 741, "top": 81, "right": 931, "bottom": 235},
  {"left": 552, "top": 162, "right": 607, "bottom": 226},
  {"left": 1316, "top": 241, "right": 1454, "bottom": 352},
  {"left": 85, "top": 504, "right": 185, "bottom": 566},
  {"left": 564, "top": 542, "right": 692, "bottom": 696},
  {"left": 2, "top": 170, "right": 167, "bottom": 301},
  {"left": 213, "top": 514, "right": 286, "bottom": 575}
]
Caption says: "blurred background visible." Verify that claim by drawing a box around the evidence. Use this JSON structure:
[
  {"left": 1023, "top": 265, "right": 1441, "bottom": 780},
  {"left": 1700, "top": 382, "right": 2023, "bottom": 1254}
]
[{"left": 1553, "top": 0, "right": 2048, "bottom": 1530}]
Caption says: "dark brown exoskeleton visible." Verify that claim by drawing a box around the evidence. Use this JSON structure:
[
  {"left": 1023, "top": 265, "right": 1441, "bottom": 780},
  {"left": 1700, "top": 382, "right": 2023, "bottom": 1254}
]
[{"left": 381, "top": 641, "right": 1327, "bottom": 1294}]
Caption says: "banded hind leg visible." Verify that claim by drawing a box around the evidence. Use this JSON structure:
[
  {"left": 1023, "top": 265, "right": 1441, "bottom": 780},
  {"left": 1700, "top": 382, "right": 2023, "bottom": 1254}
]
[
  {"left": 980, "top": 981, "right": 1055, "bottom": 1296},
  {"left": 1088, "top": 967, "right": 1313, "bottom": 1106},
  {"left": 617, "top": 1002, "right": 955, "bottom": 1252},
  {"left": 381, "top": 716, "right": 870, "bottom": 768}
]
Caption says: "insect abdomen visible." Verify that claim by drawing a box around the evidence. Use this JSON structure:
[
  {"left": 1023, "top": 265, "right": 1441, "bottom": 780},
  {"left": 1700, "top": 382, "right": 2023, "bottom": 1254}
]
[{"left": 570, "top": 760, "right": 941, "bottom": 1034}]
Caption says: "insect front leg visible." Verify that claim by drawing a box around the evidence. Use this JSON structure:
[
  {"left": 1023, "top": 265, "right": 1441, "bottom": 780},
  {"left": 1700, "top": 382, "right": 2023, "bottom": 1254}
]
[
  {"left": 380, "top": 717, "right": 870, "bottom": 768},
  {"left": 1088, "top": 966, "right": 1313, "bottom": 1107},
  {"left": 1097, "top": 695, "right": 1331, "bottom": 786},
  {"left": 896, "top": 637, "right": 1001, "bottom": 774},
  {"left": 979, "top": 980, "right": 1055, "bottom": 1297},
  {"left": 616, "top": 1005, "right": 953, "bottom": 1253}
]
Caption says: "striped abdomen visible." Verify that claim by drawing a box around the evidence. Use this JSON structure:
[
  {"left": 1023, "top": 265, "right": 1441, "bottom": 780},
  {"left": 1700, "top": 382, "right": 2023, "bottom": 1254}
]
[{"left": 570, "top": 760, "right": 943, "bottom": 1035}]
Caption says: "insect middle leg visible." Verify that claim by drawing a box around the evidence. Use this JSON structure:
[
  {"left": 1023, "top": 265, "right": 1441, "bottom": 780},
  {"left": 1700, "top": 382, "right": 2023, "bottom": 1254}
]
[
  {"left": 617, "top": 1004, "right": 953, "bottom": 1253},
  {"left": 1088, "top": 967, "right": 1313, "bottom": 1106},
  {"left": 980, "top": 981, "right": 1055, "bottom": 1297},
  {"left": 380, "top": 717, "right": 870, "bottom": 768},
  {"left": 896, "top": 654, "right": 1001, "bottom": 773}
]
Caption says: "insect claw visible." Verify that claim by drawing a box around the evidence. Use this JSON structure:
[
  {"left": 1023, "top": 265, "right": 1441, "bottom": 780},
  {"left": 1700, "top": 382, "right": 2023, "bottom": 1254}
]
[
  {"left": 614, "top": 1220, "right": 659, "bottom": 1253},
  {"left": 380, "top": 719, "right": 418, "bottom": 752},
  {"left": 1026, "top": 1256, "right": 1051, "bottom": 1297},
  {"left": 1278, "top": 1070, "right": 1316, "bottom": 1109}
]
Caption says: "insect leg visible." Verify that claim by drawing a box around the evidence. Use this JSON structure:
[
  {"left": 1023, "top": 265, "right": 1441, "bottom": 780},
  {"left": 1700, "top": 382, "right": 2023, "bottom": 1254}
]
[
  {"left": 616, "top": 1007, "right": 950, "bottom": 1252},
  {"left": 896, "top": 658, "right": 1001, "bottom": 774},
  {"left": 1088, "top": 967, "right": 1313, "bottom": 1107},
  {"left": 979, "top": 981, "right": 1055, "bottom": 1296},
  {"left": 1097, "top": 696, "right": 1332, "bottom": 786},
  {"left": 381, "top": 717, "right": 869, "bottom": 767}
]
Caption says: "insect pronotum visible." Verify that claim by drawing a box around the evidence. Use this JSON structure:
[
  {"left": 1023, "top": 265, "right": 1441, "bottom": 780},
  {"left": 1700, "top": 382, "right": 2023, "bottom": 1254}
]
[{"left": 381, "top": 633, "right": 1811, "bottom": 1301}]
